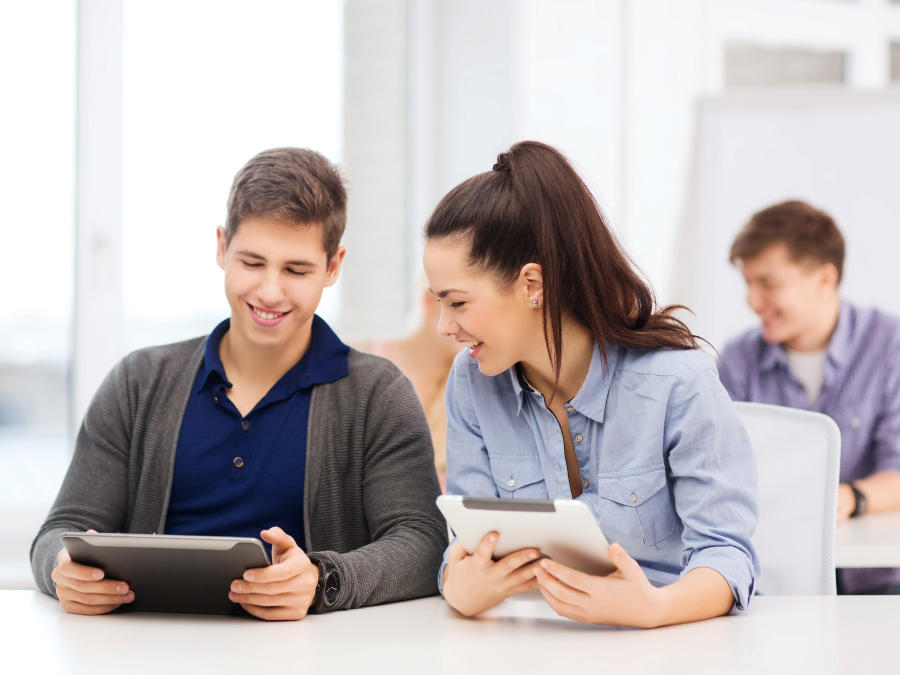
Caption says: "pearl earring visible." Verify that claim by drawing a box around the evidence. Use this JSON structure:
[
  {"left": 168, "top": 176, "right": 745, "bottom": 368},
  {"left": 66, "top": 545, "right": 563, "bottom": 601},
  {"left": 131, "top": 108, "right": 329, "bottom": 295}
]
[{"left": 531, "top": 300, "right": 539, "bottom": 307}]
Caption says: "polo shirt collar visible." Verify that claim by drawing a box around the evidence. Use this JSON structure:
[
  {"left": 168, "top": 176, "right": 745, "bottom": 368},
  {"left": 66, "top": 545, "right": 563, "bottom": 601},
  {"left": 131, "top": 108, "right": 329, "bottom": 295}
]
[
  {"left": 193, "top": 315, "right": 349, "bottom": 398},
  {"left": 195, "top": 318, "right": 232, "bottom": 394}
]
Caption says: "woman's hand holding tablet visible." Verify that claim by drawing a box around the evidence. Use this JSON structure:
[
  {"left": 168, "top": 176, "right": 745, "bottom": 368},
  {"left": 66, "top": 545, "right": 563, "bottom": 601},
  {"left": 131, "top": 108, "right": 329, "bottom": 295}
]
[
  {"left": 534, "top": 542, "right": 663, "bottom": 627},
  {"left": 442, "top": 532, "right": 541, "bottom": 616}
]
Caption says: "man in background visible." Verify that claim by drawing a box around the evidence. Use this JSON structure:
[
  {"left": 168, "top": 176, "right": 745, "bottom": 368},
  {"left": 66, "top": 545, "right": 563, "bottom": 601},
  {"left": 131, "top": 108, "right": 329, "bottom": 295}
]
[{"left": 718, "top": 199, "right": 900, "bottom": 594}]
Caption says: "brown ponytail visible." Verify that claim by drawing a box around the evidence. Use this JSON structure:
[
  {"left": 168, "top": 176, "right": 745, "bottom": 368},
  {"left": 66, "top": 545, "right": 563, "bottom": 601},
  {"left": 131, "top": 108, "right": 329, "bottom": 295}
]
[{"left": 424, "top": 140, "right": 699, "bottom": 384}]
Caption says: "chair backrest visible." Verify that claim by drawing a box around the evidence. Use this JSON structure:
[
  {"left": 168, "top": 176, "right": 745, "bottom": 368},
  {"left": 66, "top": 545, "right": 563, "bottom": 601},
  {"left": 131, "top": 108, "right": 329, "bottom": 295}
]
[{"left": 734, "top": 401, "right": 840, "bottom": 595}]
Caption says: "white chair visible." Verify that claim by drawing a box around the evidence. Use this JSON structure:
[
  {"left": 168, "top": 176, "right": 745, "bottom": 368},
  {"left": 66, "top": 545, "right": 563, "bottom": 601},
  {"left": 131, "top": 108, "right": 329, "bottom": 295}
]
[{"left": 734, "top": 401, "right": 841, "bottom": 595}]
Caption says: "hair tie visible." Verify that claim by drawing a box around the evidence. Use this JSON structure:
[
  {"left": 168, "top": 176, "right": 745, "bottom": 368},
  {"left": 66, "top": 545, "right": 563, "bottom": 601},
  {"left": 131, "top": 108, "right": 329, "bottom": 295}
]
[{"left": 492, "top": 152, "right": 511, "bottom": 172}]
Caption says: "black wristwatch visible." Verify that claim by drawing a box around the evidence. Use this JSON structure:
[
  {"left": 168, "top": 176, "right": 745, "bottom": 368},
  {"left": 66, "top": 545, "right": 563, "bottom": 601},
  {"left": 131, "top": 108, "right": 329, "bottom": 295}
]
[
  {"left": 849, "top": 483, "right": 868, "bottom": 518},
  {"left": 308, "top": 556, "right": 341, "bottom": 611}
]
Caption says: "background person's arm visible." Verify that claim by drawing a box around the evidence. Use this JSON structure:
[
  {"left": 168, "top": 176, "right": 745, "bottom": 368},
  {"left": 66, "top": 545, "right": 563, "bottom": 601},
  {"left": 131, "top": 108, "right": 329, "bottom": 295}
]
[
  {"left": 839, "top": 348, "right": 900, "bottom": 520},
  {"left": 839, "top": 471, "right": 900, "bottom": 521}
]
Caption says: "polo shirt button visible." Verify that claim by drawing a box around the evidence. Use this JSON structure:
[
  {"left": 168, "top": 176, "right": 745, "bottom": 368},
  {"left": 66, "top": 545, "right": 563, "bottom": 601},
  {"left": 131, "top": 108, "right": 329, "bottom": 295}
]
[
  {"left": 241, "top": 419, "right": 250, "bottom": 431},
  {"left": 213, "top": 395, "right": 219, "bottom": 404},
  {"left": 629, "top": 493, "right": 638, "bottom": 503},
  {"left": 233, "top": 456, "right": 244, "bottom": 468}
]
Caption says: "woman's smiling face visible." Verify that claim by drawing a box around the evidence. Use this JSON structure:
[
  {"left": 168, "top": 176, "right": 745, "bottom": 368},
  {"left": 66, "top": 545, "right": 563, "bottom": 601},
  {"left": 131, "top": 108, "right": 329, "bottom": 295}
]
[{"left": 423, "top": 237, "right": 543, "bottom": 377}]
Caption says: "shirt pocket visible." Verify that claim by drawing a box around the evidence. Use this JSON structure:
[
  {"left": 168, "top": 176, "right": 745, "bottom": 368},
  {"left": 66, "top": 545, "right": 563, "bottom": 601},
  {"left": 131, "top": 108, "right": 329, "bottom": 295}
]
[
  {"left": 595, "top": 464, "right": 677, "bottom": 548},
  {"left": 489, "top": 455, "right": 547, "bottom": 499}
]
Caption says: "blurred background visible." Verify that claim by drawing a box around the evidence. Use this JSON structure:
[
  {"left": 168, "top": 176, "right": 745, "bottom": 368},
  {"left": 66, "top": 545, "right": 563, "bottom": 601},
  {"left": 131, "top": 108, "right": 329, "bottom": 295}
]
[{"left": 2, "top": 0, "right": 899, "bottom": 587}]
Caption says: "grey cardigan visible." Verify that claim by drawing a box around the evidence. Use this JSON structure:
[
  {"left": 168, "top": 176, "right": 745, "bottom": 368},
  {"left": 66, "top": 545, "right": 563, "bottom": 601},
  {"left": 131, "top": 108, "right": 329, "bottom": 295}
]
[{"left": 31, "top": 337, "right": 447, "bottom": 611}]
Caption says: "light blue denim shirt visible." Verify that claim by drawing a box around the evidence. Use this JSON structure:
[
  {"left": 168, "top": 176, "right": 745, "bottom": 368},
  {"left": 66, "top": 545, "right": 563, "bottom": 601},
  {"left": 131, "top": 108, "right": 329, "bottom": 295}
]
[{"left": 441, "top": 341, "right": 760, "bottom": 612}]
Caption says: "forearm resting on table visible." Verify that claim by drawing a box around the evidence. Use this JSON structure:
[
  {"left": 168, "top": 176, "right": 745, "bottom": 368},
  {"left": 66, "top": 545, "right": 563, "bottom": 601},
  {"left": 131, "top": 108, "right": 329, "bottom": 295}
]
[
  {"left": 853, "top": 470, "right": 900, "bottom": 513},
  {"left": 652, "top": 567, "right": 733, "bottom": 627}
]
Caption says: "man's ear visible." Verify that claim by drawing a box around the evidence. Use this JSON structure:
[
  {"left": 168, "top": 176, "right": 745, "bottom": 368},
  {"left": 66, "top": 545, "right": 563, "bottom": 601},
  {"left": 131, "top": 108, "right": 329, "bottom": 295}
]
[
  {"left": 819, "top": 262, "right": 840, "bottom": 291},
  {"left": 518, "top": 262, "right": 544, "bottom": 308},
  {"left": 324, "top": 246, "right": 347, "bottom": 287},
  {"left": 216, "top": 226, "right": 227, "bottom": 270}
]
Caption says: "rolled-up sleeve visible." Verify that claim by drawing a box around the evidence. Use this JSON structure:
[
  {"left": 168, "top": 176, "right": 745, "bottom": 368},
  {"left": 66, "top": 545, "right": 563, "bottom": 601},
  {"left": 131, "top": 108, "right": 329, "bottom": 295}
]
[{"left": 665, "top": 363, "right": 760, "bottom": 612}]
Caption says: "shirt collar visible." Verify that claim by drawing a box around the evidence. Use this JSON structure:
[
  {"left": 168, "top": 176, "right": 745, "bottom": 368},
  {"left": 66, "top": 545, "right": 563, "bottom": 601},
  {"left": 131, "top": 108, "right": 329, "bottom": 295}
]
[
  {"left": 824, "top": 301, "right": 852, "bottom": 370},
  {"left": 757, "top": 338, "right": 786, "bottom": 374},
  {"left": 757, "top": 301, "right": 848, "bottom": 374},
  {"left": 193, "top": 315, "right": 349, "bottom": 397},
  {"left": 507, "top": 342, "right": 618, "bottom": 422},
  {"left": 509, "top": 362, "right": 533, "bottom": 415},
  {"left": 195, "top": 318, "right": 232, "bottom": 394},
  {"left": 569, "top": 342, "right": 618, "bottom": 423}
]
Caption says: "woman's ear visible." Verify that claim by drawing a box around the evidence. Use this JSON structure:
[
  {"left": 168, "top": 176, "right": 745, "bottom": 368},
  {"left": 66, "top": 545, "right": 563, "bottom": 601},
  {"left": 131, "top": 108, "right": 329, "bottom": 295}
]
[{"left": 519, "top": 262, "right": 544, "bottom": 308}]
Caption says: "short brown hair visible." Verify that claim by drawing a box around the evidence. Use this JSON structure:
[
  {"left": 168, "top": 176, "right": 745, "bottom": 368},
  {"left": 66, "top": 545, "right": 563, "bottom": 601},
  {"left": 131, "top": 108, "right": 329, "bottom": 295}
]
[
  {"left": 729, "top": 200, "right": 845, "bottom": 281},
  {"left": 225, "top": 147, "right": 346, "bottom": 259}
]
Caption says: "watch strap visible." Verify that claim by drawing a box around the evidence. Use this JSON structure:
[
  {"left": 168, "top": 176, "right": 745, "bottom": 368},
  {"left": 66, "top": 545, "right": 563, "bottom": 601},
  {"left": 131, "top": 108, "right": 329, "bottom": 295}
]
[
  {"left": 307, "top": 555, "right": 341, "bottom": 612},
  {"left": 849, "top": 483, "right": 868, "bottom": 518}
]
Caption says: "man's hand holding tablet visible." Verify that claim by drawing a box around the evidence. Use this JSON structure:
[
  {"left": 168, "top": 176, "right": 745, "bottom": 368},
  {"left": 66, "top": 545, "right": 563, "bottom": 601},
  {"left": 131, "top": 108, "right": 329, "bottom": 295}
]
[
  {"left": 57, "top": 528, "right": 317, "bottom": 618},
  {"left": 228, "top": 526, "right": 319, "bottom": 621},
  {"left": 52, "top": 529, "right": 134, "bottom": 615}
]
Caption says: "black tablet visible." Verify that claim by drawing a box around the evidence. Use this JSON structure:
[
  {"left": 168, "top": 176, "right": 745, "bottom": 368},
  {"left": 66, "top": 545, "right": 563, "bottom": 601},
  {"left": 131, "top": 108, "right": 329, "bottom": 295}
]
[{"left": 61, "top": 532, "right": 270, "bottom": 615}]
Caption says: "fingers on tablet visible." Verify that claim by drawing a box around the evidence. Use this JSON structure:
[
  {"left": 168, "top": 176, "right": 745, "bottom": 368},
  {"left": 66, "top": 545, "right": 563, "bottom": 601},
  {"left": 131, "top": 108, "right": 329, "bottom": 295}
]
[{"left": 474, "top": 531, "right": 499, "bottom": 560}]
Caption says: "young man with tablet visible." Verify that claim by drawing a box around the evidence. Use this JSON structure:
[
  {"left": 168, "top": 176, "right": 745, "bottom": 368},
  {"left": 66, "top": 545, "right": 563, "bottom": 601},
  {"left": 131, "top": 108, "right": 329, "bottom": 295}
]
[
  {"left": 31, "top": 148, "right": 446, "bottom": 619},
  {"left": 718, "top": 200, "right": 900, "bottom": 595}
]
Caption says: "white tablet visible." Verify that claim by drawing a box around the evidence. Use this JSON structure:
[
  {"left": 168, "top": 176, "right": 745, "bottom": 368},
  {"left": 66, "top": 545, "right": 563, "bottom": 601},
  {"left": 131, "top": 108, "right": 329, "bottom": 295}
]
[
  {"left": 62, "top": 532, "right": 270, "bottom": 615},
  {"left": 436, "top": 496, "right": 615, "bottom": 576}
]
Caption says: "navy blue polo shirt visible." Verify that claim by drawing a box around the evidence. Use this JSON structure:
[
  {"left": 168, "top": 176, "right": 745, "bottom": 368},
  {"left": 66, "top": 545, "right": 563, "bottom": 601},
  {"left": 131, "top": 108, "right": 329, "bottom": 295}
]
[{"left": 164, "top": 315, "right": 349, "bottom": 552}]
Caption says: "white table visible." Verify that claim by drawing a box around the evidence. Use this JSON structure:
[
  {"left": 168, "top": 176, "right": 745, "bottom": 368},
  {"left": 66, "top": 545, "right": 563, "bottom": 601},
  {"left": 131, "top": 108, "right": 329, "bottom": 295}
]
[
  {"left": 4, "top": 591, "right": 900, "bottom": 675},
  {"left": 836, "top": 510, "right": 900, "bottom": 568}
]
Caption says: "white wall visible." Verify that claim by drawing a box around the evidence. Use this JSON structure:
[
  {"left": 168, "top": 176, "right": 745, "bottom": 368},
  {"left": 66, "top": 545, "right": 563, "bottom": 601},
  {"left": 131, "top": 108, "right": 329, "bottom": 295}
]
[
  {"left": 341, "top": 0, "right": 900, "bottom": 335},
  {"left": 675, "top": 89, "right": 900, "bottom": 351}
]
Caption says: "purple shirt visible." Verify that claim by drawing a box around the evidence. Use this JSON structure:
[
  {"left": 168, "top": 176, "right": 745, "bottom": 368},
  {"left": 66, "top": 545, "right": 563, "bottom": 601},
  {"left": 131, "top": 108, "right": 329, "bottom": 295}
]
[{"left": 718, "top": 302, "right": 900, "bottom": 593}]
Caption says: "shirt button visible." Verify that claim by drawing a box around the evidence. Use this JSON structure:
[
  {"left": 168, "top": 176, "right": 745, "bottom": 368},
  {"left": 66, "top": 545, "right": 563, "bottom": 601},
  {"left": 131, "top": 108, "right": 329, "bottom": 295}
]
[
  {"left": 233, "top": 456, "right": 244, "bottom": 468},
  {"left": 851, "top": 416, "right": 861, "bottom": 429},
  {"left": 507, "top": 479, "right": 516, "bottom": 488},
  {"left": 213, "top": 395, "right": 219, "bottom": 404},
  {"left": 241, "top": 419, "right": 250, "bottom": 431},
  {"left": 566, "top": 405, "right": 575, "bottom": 412},
  {"left": 629, "top": 493, "right": 638, "bottom": 503},
  {"left": 574, "top": 434, "right": 583, "bottom": 443},
  {"left": 583, "top": 479, "right": 590, "bottom": 489}
]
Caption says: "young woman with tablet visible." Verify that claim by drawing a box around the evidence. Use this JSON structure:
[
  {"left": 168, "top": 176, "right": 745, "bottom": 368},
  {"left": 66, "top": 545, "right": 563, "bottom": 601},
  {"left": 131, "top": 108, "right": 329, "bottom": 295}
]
[{"left": 422, "top": 141, "right": 759, "bottom": 627}]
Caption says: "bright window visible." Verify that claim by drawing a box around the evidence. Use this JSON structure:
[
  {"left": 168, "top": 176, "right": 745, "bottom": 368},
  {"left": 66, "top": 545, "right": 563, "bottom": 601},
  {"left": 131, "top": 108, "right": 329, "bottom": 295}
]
[{"left": 122, "top": 0, "right": 344, "bottom": 351}]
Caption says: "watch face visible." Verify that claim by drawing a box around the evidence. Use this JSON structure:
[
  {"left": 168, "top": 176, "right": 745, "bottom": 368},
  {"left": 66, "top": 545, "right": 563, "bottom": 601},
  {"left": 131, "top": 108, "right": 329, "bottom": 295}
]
[{"left": 324, "top": 570, "right": 340, "bottom": 605}]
